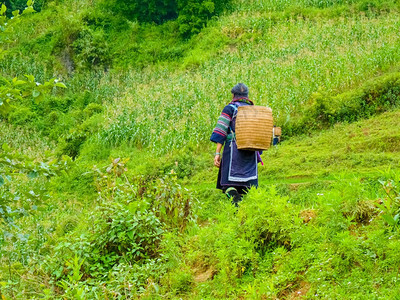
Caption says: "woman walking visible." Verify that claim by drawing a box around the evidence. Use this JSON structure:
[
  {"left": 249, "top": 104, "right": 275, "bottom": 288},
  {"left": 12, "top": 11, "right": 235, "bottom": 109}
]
[{"left": 210, "top": 83, "right": 261, "bottom": 206}]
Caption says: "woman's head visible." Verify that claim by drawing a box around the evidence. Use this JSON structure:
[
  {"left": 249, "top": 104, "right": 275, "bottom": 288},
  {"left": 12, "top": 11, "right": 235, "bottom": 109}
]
[{"left": 231, "top": 83, "right": 249, "bottom": 98}]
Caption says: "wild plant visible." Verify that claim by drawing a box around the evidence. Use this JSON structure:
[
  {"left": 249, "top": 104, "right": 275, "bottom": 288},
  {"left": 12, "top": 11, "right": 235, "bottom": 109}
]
[
  {"left": 239, "top": 186, "right": 302, "bottom": 252},
  {"left": 93, "top": 157, "right": 131, "bottom": 201},
  {"left": 377, "top": 173, "right": 400, "bottom": 231},
  {"left": 0, "top": 143, "right": 72, "bottom": 298},
  {"left": 58, "top": 255, "right": 86, "bottom": 299},
  {"left": 0, "top": 74, "right": 66, "bottom": 120},
  {"left": 0, "top": 143, "right": 71, "bottom": 227},
  {"left": 44, "top": 158, "right": 197, "bottom": 296},
  {"left": 0, "top": 1, "right": 35, "bottom": 59}
]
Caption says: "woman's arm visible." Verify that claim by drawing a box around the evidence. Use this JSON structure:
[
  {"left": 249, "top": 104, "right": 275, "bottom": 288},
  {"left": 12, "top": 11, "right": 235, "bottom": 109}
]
[
  {"left": 210, "top": 104, "right": 235, "bottom": 168},
  {"left": 214, "top": 143, "right": 223, "bottom": 168},
  {"left": 210, "top": 106, "right": 234, "bottom": 144}
]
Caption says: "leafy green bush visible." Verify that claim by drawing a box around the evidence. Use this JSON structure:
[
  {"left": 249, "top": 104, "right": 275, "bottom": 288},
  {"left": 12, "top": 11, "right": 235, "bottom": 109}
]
[
  {"left": 82, "top": 102, "right": 103, "bottom": 118},
  {"left": 44, "top": 159, "right": 198, "bottom": 296},
  {"left": 4, "top": 0, "right": 45, "bottom": 15},
  {"left": 72, "top": 27, "right": 110, "bottom": 69},
  {"left": 74, "top": 90, "right": 96, "bottom": 109},
  {"left": 179, "top": 186, "right": 302, "bottom": 296},
  {"left": 57, "top": 114, "right": 104, "bottom": 158},
  {"left": 50, "top": 8, "right": 107, "bottom": 72},
  {"left": 150, "top": 175, "right": 197, "bottom": 230},
  {"left": 107, "top": 0, "right": 178, "bottom": 24},
  {"left": 0, "top": 142, "right": 71, "bottom": 230},
  {"left": 239, "top": 187, "right": 302, "bottom": 252},
  {"left": 0, "top": 75, "right": 66, "bottom": 123},
  {"left": 177, "top": 0, "right": 218, "bottom": 37},
  {"left": 285, "top": 72, "right": 400, "bottom": 136},
  {"left": 87, "top": 201, "right": 164, "bottom": 276},
  {"left": 8, "top": 106, "right": 36, "bottom": 125},
  {"left": 106, "top": 0, "right": 229, "bottom": 37}
]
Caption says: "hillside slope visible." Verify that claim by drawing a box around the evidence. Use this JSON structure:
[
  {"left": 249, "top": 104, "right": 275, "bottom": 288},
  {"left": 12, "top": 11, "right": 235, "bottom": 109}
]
[
  {"left": 1, "top": 0, "right": 400, "bottom": 156},
  {"left": 157, "top": 110, "right": 400, "bottom": 299},
  {"left": 1, "top": 110, "right": 399, "bottom": 298},
  {"left": 1, "top": 0, "right": 400, "bottom": 299}
]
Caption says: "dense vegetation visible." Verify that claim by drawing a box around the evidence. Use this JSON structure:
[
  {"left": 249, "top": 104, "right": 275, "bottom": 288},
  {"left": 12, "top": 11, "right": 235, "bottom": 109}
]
[{"left": 1, "top": 0, "right": 400, "bottom": 298}]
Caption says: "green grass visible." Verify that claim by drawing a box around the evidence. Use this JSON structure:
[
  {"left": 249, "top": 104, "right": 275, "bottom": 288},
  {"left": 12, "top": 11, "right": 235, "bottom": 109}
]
[
  {"left": 0, "top": 123, "right": 54, "bottom": 158},
  {"left": 98, "top": 7, "right": 400, "bottom": 152},
  {"left": 260, "top": 109, "right": 400, "bottom": 181},
  {"left": 1, "top": 0, "right": 400, "bottom": 154},
  {"left": 2, "top": 0, "right": 400, "bottom": 298},
  {"left": 2, "top": 108, "right": 400, "bottom": 299}
]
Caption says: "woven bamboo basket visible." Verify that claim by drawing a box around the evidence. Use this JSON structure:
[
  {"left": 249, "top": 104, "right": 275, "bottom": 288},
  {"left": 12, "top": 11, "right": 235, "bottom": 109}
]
[
  {"left": 235, "top": 105, "right": 273, "bottom": 151},
  {"left": 273, "top": 127, "right": 282, "bottom": 136}
]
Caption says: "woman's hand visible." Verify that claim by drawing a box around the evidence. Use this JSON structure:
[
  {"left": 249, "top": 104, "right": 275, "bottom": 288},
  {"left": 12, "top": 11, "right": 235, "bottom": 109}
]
[
  {"left": 214, "top": 154, "right": 221, "bottom": 168},
  {"left": 214, "top": 143, "right": 223, "bottom": 168}
]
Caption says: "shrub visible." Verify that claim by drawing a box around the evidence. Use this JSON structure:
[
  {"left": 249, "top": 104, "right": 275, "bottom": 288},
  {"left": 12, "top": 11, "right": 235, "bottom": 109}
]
[
  {"left": 82, "top": 103, "right": 103, "bottom": 118},
  {"left": 74, "top": 90, "right": 96, "bottom": 109},
  {"left": 72, "top": 27, "right": 111, "bottom": 69},
  {"left": 87, "top": 201, "right": 164, "bottom": 276},
  {"left": 4, "top": 0, "right": 45, "bottom": 15},
  {"left": 8, "top": 106, "right": 36, "bottom": 125},
  {"left": 57, "top": 114, "right": 104, "bottom": 158},
  {"left": 239, "top": 187, "right": 302, "bottom": 252},
  {"left": 43, "top": 95, "right": 73, "bottom": 113},
  {"left": 106, "top": 0, "right": 230, "bottom": 37},
  {"left": 149, "top": 174, "right": 197, "bottom": 230},
  {"left": 285, "top": 72, "right": 400, "bottom": 136},
  {"left": 0, "top": 143, "right": 71, "bottom": 227},
  {"left": 107, "top": 0, "right": 178, "bottom": 24},
  {"left": 48, "top": 159, "right": 197, "bottom": 288},
  {"left": 93, "top": 159, "right": 197, "bottom": 231},
  {"left": 177, "top": 0, "right": 217, "bottom": 37}
]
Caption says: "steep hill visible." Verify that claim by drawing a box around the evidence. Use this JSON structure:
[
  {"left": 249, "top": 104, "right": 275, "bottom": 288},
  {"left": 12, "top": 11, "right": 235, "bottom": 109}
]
[{"left": 1, "top": 0, "right": 400, "bottom": 298}]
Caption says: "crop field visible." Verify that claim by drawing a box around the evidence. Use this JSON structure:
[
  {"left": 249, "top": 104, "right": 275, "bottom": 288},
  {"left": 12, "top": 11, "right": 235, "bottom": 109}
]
[{"left": 101, "top": 9, "right": 400, "bottom": 152}]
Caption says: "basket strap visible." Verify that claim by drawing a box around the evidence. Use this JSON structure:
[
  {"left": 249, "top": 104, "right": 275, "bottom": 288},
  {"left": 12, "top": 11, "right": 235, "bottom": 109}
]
[
  {"left": 228, "top": 104, "right": 238, "bottom": 118},
  {"left": 228, "top": 104, "right": 238, "bottom": 143}
]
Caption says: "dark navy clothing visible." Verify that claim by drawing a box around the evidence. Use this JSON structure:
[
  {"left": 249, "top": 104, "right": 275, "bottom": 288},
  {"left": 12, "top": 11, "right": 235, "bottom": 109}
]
[{"left": 210, "top": 99, "right": 259, "bottom": 191}]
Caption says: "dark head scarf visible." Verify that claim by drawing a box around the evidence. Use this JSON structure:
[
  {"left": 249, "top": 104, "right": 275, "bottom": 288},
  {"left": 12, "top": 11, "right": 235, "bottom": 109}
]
[{"left": 231, "top": 83, "right": 249, "bottom": 97}]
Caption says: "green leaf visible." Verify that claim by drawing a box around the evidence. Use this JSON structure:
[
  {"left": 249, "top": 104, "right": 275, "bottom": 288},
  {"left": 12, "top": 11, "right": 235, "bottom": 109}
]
[
  {"left": 13, "top": 80, "right": 27, "bottom": 86},
  {"left": 382, "top": 214, "right": 396, "bottom": 226},
  {"left": 394, "top": 214, "right": 400, "bottom": 223},
  {"left": 12, "top": 10, "right": 19, "bottom": 17},
  {"left": 27, "top": 171, "right": 38, "bottom": 179},
  {"left": 55, "top": 82, "right": 67, "bottom": 88},
  {"left": 2, "top": 143, "right": 10, "bottom": 152},
  {"left": 22, "top": 6, "right": 35, "bottom": 14},
  {"left": 0, "top": 175, "right": 4, "bottom": 187},
  {"left": 32, "top": 90, "right": 40, "bottom": 98},
  {"left": 27, "top": 0, "right": 33, "bottom": 6},
  {"left": 0, "top": 4, "right": 6, "bottom": 15},
  {"left": 24, "top": 74, "right": 35, "bottom": 82}
]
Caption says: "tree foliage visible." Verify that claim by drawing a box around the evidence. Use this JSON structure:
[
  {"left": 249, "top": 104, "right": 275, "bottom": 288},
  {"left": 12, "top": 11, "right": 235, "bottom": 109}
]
[
  {"left": 177, "top": 0, "right": 216, "bottom": 37},
  {"left": 110, "top": 0, "right": 178, "bottom": 24},
  {"left": 3, "top": 0, "right": 45, "bottom": 15},
  {"left": 110, "top": 0, "right": 230, "bottom": 36},
  {"left": 0, "top": 143, "right": 71, "bottom": 226},
  {"left": 1, "top": 0, "right": 35, "bottom": 59},
  {"left": 0, "top": 75, "right": 66, "bottom": 119}
]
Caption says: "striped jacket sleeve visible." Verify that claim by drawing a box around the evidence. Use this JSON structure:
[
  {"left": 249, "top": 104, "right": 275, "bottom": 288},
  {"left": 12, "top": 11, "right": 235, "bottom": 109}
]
[{"left": 210, "top": 105, "right": 235, "bottom": 144}]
